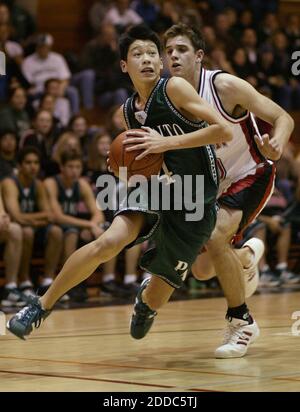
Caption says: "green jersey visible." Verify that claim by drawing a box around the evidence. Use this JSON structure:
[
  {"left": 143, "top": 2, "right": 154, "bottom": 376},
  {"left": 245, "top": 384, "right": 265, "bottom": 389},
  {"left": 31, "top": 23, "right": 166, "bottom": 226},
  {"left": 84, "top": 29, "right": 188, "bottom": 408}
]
[{"left": 123, "top": 77, "right": 219, "bottom": 206}]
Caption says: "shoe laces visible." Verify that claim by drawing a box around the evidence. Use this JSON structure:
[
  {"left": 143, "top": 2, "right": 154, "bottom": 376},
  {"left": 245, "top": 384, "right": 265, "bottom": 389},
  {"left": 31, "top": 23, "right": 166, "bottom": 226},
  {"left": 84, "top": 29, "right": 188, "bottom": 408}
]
[
  {"left": 15, "top": 301, "right": 44, "bottom": 329},
  {"left": 222, "top": 322, "right": 250, "bottom": 345}
]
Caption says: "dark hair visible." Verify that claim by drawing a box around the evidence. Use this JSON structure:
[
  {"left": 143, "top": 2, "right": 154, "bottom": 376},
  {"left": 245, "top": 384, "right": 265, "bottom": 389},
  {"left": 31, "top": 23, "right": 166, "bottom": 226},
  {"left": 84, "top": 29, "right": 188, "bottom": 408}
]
[
  {"left": 164, "top": 23, "right": 205, "bottom": 52},
  {"left": 0, "top": 130, "right": 16, "bottom": 140},
  {"left": 18, "top": 146, "right": 41, "bottom": 164},
  {"left": 119, "top": 24, "right": 161, "bottom": 61},
  {"left": 60, "top": 149, "right": 82, "bottom": 166},
  {"left": 45, "top": 78, "right": 60, "bottom": 90},
  {"left": 8, "top": 86, "right": 26, "bottom": 101}
]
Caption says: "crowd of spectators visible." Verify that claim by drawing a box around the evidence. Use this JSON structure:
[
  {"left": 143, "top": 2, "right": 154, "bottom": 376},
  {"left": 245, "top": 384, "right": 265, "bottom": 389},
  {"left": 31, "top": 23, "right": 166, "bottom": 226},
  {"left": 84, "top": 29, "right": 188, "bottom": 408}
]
[{"left": 0, "top": 0, "right": 300, "bottom": 308}]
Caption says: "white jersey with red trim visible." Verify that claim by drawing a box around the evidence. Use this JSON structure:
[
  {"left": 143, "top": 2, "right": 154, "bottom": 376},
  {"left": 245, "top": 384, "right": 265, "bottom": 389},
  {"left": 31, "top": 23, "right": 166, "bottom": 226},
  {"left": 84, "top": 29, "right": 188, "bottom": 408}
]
[{"left": 199, "top": 68, "right": 270, "bottom": 197}]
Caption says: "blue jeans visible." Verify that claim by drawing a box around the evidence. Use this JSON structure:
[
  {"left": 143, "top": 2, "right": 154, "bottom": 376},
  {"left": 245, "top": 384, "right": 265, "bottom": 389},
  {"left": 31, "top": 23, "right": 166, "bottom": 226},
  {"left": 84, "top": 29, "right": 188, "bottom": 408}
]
[{"left": 67, "top": 69, "right": 96, "bottom": 113}]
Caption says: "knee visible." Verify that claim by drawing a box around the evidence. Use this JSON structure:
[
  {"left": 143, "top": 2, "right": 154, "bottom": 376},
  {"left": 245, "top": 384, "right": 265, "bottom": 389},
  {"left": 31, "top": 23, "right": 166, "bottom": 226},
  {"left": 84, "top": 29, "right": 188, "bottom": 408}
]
[
  {"left": 48, "top": 225, "right": 63, "bottom": 242},
  {"left": 22, "top": 226, "right": 34, "bottom": 241},
  {"left": 206, "top": 225, "right": 233, "bottom": 253},
  {"left": 93, "top": 233, "right": 124, "bottom": 261},
  {"left": 8, "top": 222, "right": 22, "bottom": 243},
  {"left": 82, "top": 69, "right": 95, "bottom": 81}
]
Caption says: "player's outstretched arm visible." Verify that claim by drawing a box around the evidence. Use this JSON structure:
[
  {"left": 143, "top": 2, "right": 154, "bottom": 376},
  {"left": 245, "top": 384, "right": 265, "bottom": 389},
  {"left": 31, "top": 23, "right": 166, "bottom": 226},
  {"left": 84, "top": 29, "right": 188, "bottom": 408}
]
[{"left": 214, "top": 73, "right": 294, "bottom": 161}]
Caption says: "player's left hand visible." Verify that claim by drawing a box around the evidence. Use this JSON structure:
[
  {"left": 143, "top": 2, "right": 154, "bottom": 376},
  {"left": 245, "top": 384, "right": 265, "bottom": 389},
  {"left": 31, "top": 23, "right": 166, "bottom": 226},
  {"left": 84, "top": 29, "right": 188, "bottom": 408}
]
[
  {"left": 254, "top": 134, "right": 283, "bottom": 161},
  {"left": 124, "top": 127, "right": 168, "bottom": 160}
]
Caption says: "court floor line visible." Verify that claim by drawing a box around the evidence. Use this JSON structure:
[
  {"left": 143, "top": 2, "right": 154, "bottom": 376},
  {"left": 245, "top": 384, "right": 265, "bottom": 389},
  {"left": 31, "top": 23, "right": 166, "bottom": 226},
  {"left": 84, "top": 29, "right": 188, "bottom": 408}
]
[
  {"left": 0, "top": 355, "right": 269, "bottom": 379},
  {"left": 0, "top": 323, "right": 291, "bottom": 342},
  {"left": 0, "top": 369, "right": 217, "bottom": 392}
]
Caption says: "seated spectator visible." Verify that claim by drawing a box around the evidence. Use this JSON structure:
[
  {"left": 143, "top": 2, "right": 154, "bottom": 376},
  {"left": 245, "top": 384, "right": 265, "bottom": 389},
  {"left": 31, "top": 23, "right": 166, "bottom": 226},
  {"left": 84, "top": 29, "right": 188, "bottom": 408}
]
[
  {"left": 254, "top": 174, "right": 300, "bottom": 287},
  {"left": 44, "top": 78, "right": 71, "bottom": 127},
  {"left": 0, "top": 180, "right": 23, "bottom": 307},
  {"left": 0, "top": 86, "right": 30, "bottom": 139},
  {"left": 22, "top": 34, "right": 95, "bottom": 113},
  {"left": 231, "top": 48, "right": 256, "bottom": 79},
  {"left": 68, "top": 115, "right": 95, "bottom": 163},
  {"left": 86, "top": 131, "right": 141, "bottom": 296},
  {"left": 80, "top": 23, "right": 129, "bottom": 110},
  {"left": 44, "top": 150, "right": 105, "bottom": 278},
  {"left": 153, "top": 1, "right": 179, "bottom": 32},
  {"left": 258, "top": 12, "right": 280, "bottom": 43},
  {"left": 2, "top": 147, "right": 65, "bottom": 298},
  {"left": 285, "top": 14, "right": 300, "bottom": 51},
  {"left": 131, "top": 0, "right": 159, "bottom": 28},
  {"left": 37, "top": 93, "right": 64, "bottom": 131},
  {"left": 241, "top": 28, "right": 258, "bottom": 65},
  {"left": 106, "top": 105, "right": 126, "bottom": 139},
  {"left": 52, "top": 132, "right": 82, "bottom": 173},
  {"left": 104, "top": 0, "right": 143, "bottom": 33},
  {"left": 1, "top": 0, "right": 36, "bottom": 42},
  {"left": 0, "top": 23, "right": 23, "bottom": 64},
  {"left": 0, "top": 130, "right": 17, "bottom": 178},
  {"left": 257, "top": 46, "right": 293, "bottom": 110},
  {"left": 88, "top": 0, "right": 112, "bottom": 33},
  {"left": 20, "top": 109, "right": 59, "bottom": 176}
]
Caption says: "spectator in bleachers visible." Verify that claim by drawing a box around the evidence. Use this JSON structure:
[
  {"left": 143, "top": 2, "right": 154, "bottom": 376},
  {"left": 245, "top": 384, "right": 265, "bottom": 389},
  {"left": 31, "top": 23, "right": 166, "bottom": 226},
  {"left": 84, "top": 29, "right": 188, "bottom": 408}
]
[
  {"left": 214, "top": 12, "right": 236, "bottom": 48},
  {"left": 241, "top": 28, "right": 258, "bottom": 65},
  {"left": 86, "top": 131, "right": 142, "bottom": 296},
  {"left": 52, "top": 132, "right": 82, "bottom": 174},
  {"left": 285, "top": 14, "right": 300, "bottom": 51},
  {"left": 81, "top": 23, "right": 129, "bottom": 110},
  {"left": 44, "top": 79, "right": 71, "bottom": 127},
  {"left": 0, "top": 23, "right": 23, "bottom": 64},
  {"left": 1, "top": 0, "right": 36, "bottom": 42},
  {"left": 89, "top": 0, "right": 112, "bottom": 33},
  {"left": 202, "top": 26, "right": 217, "bottom": 54},
  {"left": 106, "top": 105, "right": 126, "bottom": 139},
  {"left": 231, "top": 48, "right": 255, "bottom": 81},
  {"left": 44, "top": 150, "right": 105, "bottom": 279},
  {"left": 0, "top": 3, "right": 10, "bottom": 26},
  {"left": 153, "top": 1, "right": 179, "bottom": 32},
  {"left": 131, "top": 0, "right": 159, "bottom": 28},
  {"left": 256, "top": 182, "right": 300, "bottom": 287},
  {"left": 258, "top": 12, "right": 280, "bottom": 43},
  {"left": 257, "top": 45, "right": 293, "bottom": 110},
  {"left": 0, "top": 87, "right": 30, "bottom": 139},
  {"left": 0, "top": 130, "right": 17, "bottom": 178},
  {"left": 0, "top": 181, "right": 23, "bottom": 307},
  {"left": 22, "top": 34, "right": 95, "bottom": 113},
  {"left": 20, "top": 109, "right": 59, "bottom": 176},
  {"left": 2, "top": 146, "right": 64, "bottom": 298},
  {"left": 104, "top": 0, "right": 143, "bottom": 33},
  {"left": 68, "top": 115, "right": 95, "bottom": 164}
]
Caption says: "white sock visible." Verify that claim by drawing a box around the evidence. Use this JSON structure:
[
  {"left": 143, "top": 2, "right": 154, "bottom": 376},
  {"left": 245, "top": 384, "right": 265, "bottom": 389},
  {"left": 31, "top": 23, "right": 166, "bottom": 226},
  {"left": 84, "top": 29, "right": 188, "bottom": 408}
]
[
  {"left": 40, "top": 277, "right": 53, "bottom": 287},
  {"left": 276, "top": 262, "right": 287, "bottom": 271},
  {"left": 103, "top": 273, "right": 114, "bottom": 283},
  {"left": 5, "top": 282, "right": 17, "bottom": 290},
  {"left": 124, "top": 274, "right": 137, "bottom": 284},
  {"left": 19, "top": 280, "right": 33, "bottom": 289},
  {"left": 261, "top": 265, "right": 270, "bottom": 272}
]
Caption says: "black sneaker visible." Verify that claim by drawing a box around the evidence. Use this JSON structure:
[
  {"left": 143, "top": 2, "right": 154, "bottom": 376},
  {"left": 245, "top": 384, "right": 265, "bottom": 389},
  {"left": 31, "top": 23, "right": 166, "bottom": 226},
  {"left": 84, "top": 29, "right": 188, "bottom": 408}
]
[
  {"left": 130, "top": 278, "right": 157, "bottom": 340},
  {"left": 6, "top": 297, "right": 51, "bottom": 340},
  {"left": 1, "top": 288, "right": 27, "bottom": 307}
]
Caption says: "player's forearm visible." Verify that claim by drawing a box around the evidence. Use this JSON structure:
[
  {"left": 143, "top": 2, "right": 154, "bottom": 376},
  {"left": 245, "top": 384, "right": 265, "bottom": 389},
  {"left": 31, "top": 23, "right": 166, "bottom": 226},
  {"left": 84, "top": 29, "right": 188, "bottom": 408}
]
[
  {"left": 272, "top": 112, "right": 294, "bottom": 148},
  {"left": 14, "top": 212, "right": 48, "bottom": 226},
  {"left": 55, "top": 213, "right": 91, "bottom": 228},
  {"left": 166, "top": 124, "right": 232, "bottom": 150}
]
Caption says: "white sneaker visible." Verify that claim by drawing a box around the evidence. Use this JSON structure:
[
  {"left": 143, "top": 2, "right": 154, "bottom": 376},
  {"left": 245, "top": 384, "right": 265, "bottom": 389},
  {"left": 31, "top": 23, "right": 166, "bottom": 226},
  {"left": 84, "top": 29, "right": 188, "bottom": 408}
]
[
  {"left": 242, "top": 238, "right": 265, "bottom": 298},
  {"left": 215, "top": 317, "right": 260, "bottom": 359}
]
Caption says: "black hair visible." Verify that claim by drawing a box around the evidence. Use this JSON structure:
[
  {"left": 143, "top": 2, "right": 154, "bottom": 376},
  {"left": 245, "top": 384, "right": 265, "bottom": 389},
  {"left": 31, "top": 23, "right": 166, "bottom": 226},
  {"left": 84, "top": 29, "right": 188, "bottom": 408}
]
[
  {"left": 18, "top": 146, "right": 41, "bottom": 164},
  {"left": 119, "top": 24, "right": 161, "bottom": 61}
]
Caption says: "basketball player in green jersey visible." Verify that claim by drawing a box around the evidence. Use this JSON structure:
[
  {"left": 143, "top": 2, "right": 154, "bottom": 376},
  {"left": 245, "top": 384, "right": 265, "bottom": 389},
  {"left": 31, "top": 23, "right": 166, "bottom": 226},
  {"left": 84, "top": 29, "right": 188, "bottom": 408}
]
[{"left": 7, "top": 24, "right": 232, "bottom": 340}]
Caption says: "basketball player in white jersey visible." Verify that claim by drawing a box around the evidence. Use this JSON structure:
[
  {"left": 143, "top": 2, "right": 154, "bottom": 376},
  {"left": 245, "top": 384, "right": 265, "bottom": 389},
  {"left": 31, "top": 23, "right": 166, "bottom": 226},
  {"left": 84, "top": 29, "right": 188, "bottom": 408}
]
[{"left": 126, "top": 23, "right": 294, "bottom": 358}]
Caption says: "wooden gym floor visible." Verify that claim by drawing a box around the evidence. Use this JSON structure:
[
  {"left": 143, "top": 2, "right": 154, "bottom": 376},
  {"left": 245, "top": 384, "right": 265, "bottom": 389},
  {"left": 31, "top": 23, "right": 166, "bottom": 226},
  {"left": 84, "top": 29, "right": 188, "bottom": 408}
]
[{"left": 1, "top": 291, "right": 300, "bottom": 392}]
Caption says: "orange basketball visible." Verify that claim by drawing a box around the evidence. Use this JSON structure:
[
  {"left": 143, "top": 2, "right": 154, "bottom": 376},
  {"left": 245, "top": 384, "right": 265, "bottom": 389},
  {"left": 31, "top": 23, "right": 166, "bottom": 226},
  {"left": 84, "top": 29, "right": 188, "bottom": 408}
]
[{"left": 109, "top": 129, "right": 164, "bottom": 180}]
